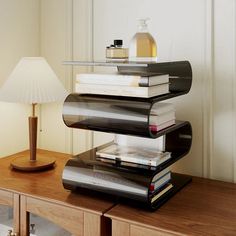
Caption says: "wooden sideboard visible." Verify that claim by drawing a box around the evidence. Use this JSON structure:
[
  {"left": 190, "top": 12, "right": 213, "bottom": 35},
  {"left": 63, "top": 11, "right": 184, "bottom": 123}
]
[
  {"left": 0, "top": 149, "right": 115, "bottom": 236},
  {"left": 105, "top": 177, "right": 236, "bottom": 236},
  {"left": 1, "top": 150, "right": 236, "bottom": 236}
]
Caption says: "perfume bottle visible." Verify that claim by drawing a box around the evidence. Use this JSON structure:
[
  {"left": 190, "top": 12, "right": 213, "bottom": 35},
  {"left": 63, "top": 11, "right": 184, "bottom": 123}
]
[
  {"left": 106, "top": 40, "right": 128, "bottom": 59},
  {"left": 129, "top": 18, "right": 157, "bottom": 62}
]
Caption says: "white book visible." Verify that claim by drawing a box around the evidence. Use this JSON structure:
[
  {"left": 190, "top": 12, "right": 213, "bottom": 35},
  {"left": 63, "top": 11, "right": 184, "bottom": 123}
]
[
  {"left": 150, "top": 172, "right": 171, "bottom": 191},
  {"left": 96, "top": 144, "right": 171, "bottom": 167},
  {"left": 151, "top": 102, "right": 175, "bottom": 115},
  {"left": 151, "top": 183, "right": 173, "bottom": 203},
  {"left": 152, "top": 167, "right": 171, "bottom": 182},
  {"left": 149, "top": 119, "right": 176, "bottom": 133},
  {"left": 149, "top": 111, "right": 176, "bottom": 125},
  {"left": 76, "top": 73, "right": 169, "bottom": 87},
  {"left": 75, "top": 83, "right": 169, "bottom": 98}
]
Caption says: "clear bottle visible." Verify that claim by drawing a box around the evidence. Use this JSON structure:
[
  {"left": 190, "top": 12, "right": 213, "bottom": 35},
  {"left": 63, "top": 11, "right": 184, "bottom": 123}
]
[{"left": 129, "top": 18, "right": 157, "bottom": 62}]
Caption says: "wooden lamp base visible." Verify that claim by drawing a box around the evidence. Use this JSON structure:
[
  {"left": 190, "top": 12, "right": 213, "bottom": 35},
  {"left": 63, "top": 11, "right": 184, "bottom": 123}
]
[
  {"left": 11, "top": 155, "right": 56, "bottom": 172},
  {"left": 11, "top": 106, "right": 56, "bottom": 172}
]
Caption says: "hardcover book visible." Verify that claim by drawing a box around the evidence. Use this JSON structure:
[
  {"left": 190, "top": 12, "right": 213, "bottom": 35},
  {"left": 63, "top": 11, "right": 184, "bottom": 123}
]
[
  {"left": 149, "top": 119, "right": 176, "bottom": 133},
  {"left": 96, "top": 144, "right": 171, "bottom": 167},
  {"left": 75, "top": 83, "right": 169, "bottom": 98},
  {"left": 151, "top": 102, "right": 175, "bottom": 115},
  {"left": 96, "top": 156, "right": 157, "bottom": 170},
  {"left": 150, "top": 183, "right": 173, "bottom": 203},
  {"left": 149, "top": 172, "right": 171, "bottom": 192},
  {"left": 76, "top": 72, "right": 169, "bottom": 87}
]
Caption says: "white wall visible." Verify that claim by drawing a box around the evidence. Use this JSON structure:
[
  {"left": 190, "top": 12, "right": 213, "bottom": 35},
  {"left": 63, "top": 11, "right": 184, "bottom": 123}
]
[
  {"left": 38, "top": 0, "right": 73, "bottom": 154},
  {"left": 38, "top": 0, "right": 94, "bottom": 155},
  {"left": 212, "top": 0, "right": 236, "bottom": 182},
  {"left": 91, "top": 0, "right": 236, "bottom": 182},
  {"left": 0, "top": 0, "right": 40, "bottom": 157},
  {"left": 36, "top": 0, "right": 236, "bottom": 182},
  {"left": 93, "top": 0, "right": 205, "bottom": 177}
]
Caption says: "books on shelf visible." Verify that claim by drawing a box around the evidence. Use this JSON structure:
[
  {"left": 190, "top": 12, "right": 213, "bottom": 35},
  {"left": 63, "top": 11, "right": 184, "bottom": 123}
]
[
  {"left": 75, "top": 83, "right": 169, "bottom": 98},
  {"left": 149, "top": 171, "right": 171, "bottom": 192},
  {"left": 96, "top": 156, "right": 157, "bottom": 170},
  {"left": 149, "top": 102, "right": 176, "bottom": 133},
  {"left": 96, "top": 144, "right": 171, "bottom": 167},
  {"left": 150, "top": 183, "right": 173, "bottom": 203},
  {"left": 152, "top": 167, "right": 170, "bottom": 182},
  {"left": 149, "top": 120, "right": 176, "bottom": 133},
  {"left": 63, "top": 156, "right": 173, "bottom": 205},
  {"left": 151, "top": 102, "right": 175, "bottom": 115},
  {"left": 75, "top": 71, "right": 170, "bottom": 98},
  {"left": 76, "top": 72, "right": 169, "bottom": 87}
]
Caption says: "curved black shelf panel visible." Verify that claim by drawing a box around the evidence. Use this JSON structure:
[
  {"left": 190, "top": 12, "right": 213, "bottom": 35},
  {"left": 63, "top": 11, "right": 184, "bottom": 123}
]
[
  {"left": 118, "top": 61, "right": 192, "bottom": 95},
  {"left": 62, "top": 121, "right": 192, "bottom": 178},
  {"left": 62, "top": 120, "right": 192, "bottom": 210},
  {"left": 63, "top": 93, "right": 192, "bottom": 138},
  {"left": 63, "top": 60, "right": 192, "bottom": 96},
  {"left": 91, "top": 121, "right": 192, "bottom": 175}
]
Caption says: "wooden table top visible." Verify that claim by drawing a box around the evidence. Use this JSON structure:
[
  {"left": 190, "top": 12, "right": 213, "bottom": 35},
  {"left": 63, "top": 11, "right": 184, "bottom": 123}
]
[
  {"left": 0, "top": 149, "right": 115, "bottom": 215},
  {"left": 105, "top": 177, "right": 236, "bottom": 235}
]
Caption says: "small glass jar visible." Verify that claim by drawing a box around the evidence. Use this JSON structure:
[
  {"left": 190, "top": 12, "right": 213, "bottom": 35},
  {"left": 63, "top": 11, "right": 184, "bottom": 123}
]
[{"left": 106, "top": 40, "right": 128, "bottom": 59}]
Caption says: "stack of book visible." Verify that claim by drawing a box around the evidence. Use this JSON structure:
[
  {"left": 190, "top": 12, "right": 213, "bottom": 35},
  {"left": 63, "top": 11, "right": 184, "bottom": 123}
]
[
  {"left": 76, "top": 72, "right": 170, "bottom": 98},
  {"left": 149, "top": 102, "right": 176, "bottom": 133},
  {"left": 95, "top": 143, "right": 173, "bottom": 206},
  {"left": 72, "top": 71, "right": 176, "bottom": 207},
  {"left": 96, "top": 144, "right": 171, "bottom": 169}
]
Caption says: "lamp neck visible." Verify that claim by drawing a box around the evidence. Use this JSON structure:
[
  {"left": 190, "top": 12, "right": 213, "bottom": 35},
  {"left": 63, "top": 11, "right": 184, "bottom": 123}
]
[{"left": 32, "top": 103, "right": 37, "bottom": 117}]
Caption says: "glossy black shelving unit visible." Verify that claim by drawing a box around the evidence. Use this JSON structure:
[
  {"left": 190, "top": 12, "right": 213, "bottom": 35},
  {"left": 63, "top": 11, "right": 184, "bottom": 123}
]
[{"left": 62, "top": 60, "right": 193, "bottom": 210}]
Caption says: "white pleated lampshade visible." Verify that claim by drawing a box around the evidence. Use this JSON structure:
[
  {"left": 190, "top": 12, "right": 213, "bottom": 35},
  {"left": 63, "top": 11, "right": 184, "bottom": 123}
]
[{"left": 0, "top": 57, "right": 68, "bottom": 104}]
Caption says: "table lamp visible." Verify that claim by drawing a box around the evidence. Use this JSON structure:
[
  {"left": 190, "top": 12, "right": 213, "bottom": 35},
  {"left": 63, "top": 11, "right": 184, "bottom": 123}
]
[{"left": 0, "top": 57, "right": 68, "bottom": 171}]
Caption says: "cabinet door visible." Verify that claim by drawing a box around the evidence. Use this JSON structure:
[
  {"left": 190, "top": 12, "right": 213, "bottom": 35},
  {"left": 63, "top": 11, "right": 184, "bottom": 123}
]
[
  {"left": 112, "top": 220, "right": 178, "bottom": 236},
  {"left": 130, "top": 225, "right": 179, "bottom": 236},
  {"left": 0, "top": 190, "right": 20, "bottom": 236},
  {"left": 20, "top": 196, "right": 104, "bottom": 236}
]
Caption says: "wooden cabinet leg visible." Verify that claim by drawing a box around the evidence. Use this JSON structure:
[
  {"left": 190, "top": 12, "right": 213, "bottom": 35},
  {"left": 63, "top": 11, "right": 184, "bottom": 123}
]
[
  {"left": 84, "top": 212, "right": 102, "bottom": 236},
  {"left": 112, "top": 220, "right": 130, "bottom": 236},
  {"left": 20, "top": 196, "right": 29, "bottom": 236},
  {"left": 13, "top": 194, "right": 20, "bottom": 236}
]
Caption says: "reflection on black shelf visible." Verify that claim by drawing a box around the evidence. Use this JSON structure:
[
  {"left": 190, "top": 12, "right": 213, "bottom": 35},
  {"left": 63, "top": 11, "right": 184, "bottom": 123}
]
[{"left": 63, "top": 93, "right": 192, "bottom": 139}]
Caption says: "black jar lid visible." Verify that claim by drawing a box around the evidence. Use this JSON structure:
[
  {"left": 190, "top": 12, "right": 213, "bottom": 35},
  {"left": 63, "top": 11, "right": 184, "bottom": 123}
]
[{"left": 114, "top": 39, "right": 123, "bottom": 47}]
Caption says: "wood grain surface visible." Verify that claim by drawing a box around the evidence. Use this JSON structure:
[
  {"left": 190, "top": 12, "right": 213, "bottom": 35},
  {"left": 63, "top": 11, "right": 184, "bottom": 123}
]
[
  {"left": 106, "top": 177, "right": 236, "bottom": 236},
  {"left": 0, "top": 149, "right": 115, "bottom": 214}
]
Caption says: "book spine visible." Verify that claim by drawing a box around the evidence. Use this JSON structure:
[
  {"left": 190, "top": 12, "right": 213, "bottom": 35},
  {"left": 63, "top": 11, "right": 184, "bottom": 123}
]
[
  {"left": 150, "top": 183, "right": 173, "bottom": 204},
  {"left": 96, "top": 153, "right": 152, "bottom": 166},
  {"left": 149, "top": 172, "right": 171, "bottom": 192},
  {"left": 138, "top": 77, "right": 149, "bottom": 87},
  {"left": 76, "top": 74, "right": 169, "bottom": 87},
  {"left": 151, "top": 103, "right": 175, "bottom": 115},
  {"left": 77, "top": 74, "right": 143, "bottom": 87},
  {"left": 149, "top": 120, "right": 176, "bottom": 133},
  {"left": 76, "top": 84, "right": 149, "bottom": 97},
  {"left": 76, "top": 83, "right": 169, "bottom": 98}
]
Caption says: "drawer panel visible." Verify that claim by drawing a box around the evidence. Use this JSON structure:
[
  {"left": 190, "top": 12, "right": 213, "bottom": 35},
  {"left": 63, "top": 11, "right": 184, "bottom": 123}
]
[
  {"left": 0, "top": 189, "right": 13, "bottom": 206},
  {"left": 26, "top": 197, "right": 83, "bottom": 236},
  {"left": 131, "top": 225, "right": 179, "bottom": 236}
]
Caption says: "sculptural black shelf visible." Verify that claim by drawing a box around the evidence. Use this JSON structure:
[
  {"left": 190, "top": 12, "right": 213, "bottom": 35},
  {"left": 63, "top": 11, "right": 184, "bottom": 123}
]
[{"left": 62, "top": 60, "right": 193, "bottom": 210}]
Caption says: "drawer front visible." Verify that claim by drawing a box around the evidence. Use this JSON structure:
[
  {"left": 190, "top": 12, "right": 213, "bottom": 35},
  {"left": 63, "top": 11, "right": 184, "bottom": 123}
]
[
  {"left": 0, "top": 189, "right": 13, "bottom": 206},
  {"left": 112, "top": 220, "right": 130, "bottom": 236},
  {"left": 26, "top": 197, "right": 83, "bottom": 236},
  {"left": 131, "top": 225, "right": 179, "bottom": 236}
]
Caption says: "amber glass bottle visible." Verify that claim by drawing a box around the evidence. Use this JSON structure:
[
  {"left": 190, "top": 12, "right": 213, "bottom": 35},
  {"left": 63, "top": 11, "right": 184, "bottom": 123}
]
[{"left": 129, "top": 19, "right": 157, "bottom": 62}]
